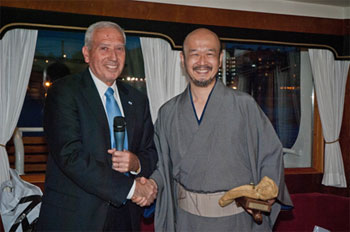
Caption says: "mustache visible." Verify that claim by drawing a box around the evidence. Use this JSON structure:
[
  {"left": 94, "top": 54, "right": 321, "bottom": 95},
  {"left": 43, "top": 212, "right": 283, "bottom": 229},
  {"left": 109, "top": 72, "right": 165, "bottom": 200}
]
[{"left": 193, "top": 65, "right": 212, "bottom": 71}]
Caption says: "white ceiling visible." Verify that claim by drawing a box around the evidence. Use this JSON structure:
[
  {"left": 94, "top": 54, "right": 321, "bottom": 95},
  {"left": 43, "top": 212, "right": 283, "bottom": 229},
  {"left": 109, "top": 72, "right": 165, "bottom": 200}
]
[
  {"left": 138, "top": 0, "right": 350, "bottom": 19},
  {"left": 288, "top": 0, "right": 349, "bottom": 7}
]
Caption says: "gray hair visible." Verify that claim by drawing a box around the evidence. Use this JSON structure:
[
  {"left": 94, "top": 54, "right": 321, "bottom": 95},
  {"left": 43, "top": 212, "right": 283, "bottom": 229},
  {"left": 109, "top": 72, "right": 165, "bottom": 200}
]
[{"left": 84, "top": 21, "right": 126, "bottom": 49}]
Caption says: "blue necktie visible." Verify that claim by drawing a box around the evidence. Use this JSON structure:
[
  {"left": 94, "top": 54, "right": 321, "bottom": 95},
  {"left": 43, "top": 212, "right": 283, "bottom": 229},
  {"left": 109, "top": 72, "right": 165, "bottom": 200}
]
[{"left": 104, "top": 87, "right": 128, "bottom": 150}]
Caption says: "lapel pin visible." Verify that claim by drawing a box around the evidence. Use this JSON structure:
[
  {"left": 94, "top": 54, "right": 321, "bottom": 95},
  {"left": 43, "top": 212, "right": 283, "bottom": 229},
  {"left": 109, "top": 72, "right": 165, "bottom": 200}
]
[{"left": 128, "top": 101, "right": 133, "bottom": 105}]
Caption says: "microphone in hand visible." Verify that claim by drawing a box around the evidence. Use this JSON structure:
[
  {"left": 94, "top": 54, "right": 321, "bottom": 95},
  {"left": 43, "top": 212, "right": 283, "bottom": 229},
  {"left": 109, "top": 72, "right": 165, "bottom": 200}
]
[
  {"left": 110, "top": 116, "right": 140, "bottom": 173},
  {"left": 114, "top": 116, "right": 126, "bottom": 151}
]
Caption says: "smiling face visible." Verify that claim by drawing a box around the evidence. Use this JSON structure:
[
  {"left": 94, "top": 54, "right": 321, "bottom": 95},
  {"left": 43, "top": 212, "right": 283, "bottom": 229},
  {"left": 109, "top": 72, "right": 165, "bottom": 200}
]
[
  {"left": 82, "top": 27, "right": 125, "bottom": 86},
  {"left": 180, "top": 28, "right": 223, "bottom": 88}
]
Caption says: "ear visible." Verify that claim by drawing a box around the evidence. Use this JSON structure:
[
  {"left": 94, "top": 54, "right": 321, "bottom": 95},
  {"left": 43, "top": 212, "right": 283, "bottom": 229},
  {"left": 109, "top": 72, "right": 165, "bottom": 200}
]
[
  {"left": 180, "top": 51, "right": 185, "bottom": 68},
  {"left": 219, "top": 50, "right": 224, "bottom": 68},
  {"left": 82, "top": 46, "right": 90, "bottom": 64}
]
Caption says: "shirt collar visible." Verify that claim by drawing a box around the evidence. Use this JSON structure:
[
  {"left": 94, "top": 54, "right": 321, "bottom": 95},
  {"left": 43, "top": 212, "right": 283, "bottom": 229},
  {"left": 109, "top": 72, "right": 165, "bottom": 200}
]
[
  {"left": 88, "top": 68, "right": 125, "bottom": 116},
  {"left": 89, "top": 68, "right": 118, "bottom": 99}
]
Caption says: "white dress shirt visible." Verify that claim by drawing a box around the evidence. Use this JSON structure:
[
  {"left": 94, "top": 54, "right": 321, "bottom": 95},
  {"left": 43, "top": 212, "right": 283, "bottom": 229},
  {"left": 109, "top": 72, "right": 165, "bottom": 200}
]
[{"left": 89, "top": 69, "right": 136, "bottom": 199}]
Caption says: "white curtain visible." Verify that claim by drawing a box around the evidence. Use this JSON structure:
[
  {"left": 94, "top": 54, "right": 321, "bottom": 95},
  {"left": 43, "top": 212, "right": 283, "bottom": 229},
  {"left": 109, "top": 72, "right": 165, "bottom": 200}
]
[
  {"left": 140, "top": 37, "right": 187, "bottom": 122},
  {"left": 309, "top": 49, "right": 349, "bottom": 188},
  {"left": 0, "top": 29, "right": 38, "bottom": 184}
]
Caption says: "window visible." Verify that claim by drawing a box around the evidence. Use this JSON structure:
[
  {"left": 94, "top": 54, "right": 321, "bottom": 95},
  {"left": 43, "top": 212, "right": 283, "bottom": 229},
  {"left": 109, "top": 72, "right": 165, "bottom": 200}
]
[{"left": 220, "top": 43, "right": 315, "bottom": 168}]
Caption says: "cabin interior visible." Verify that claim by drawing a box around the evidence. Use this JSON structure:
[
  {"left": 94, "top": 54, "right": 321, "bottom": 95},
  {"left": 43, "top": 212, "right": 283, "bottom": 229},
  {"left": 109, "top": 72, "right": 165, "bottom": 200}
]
[{"left": 0, "top": 0, "right": 349, "bottom": 231}]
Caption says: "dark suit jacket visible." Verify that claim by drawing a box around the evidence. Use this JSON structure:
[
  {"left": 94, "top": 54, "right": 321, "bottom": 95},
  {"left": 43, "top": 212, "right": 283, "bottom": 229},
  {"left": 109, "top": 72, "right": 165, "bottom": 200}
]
[{"left": 37, "top": 69, "right": 157, "bottom": 231}]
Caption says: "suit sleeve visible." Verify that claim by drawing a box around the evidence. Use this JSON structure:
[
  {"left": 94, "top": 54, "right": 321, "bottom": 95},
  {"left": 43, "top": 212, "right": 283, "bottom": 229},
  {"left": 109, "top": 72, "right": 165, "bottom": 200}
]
[
  {"left": 44, "top": 82, "right": 133, "bottom": 207},
  {"left": 133, "top": 96, "right": 158, "bottom": 178}
]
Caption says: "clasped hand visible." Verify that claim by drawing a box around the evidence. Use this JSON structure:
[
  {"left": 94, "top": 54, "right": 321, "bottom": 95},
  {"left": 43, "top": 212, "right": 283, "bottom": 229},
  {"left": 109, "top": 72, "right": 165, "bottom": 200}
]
[
  {"left": 132, "top": 177, "right": 158, "bottom": 207},
  {"left": 108, "top": 149, "right": 140, "bottom": 173},
  {"left": 108, "top": 149, "right": 157, "bottom": 206}
]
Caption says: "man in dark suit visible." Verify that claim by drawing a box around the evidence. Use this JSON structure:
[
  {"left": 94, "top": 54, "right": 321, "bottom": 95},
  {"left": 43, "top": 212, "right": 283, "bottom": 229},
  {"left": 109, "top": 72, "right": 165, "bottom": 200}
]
[{"left": 37, "top": 21, "right": 158, "bottom": 231}]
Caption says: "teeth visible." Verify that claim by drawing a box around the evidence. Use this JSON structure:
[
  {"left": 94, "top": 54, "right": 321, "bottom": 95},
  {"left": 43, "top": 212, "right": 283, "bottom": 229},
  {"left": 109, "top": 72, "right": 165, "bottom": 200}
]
[{"left": 106, "top": 65, "right": 118, "bottom": 69}]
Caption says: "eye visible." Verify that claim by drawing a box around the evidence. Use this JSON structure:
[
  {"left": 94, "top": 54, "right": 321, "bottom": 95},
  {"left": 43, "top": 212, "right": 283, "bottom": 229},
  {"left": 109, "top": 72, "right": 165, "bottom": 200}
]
[
  {"left": 100, "top": 46, "right": 108, "bottom": 51},
  {"left": 116, "top": 46, "right": 125, "bottom": 52}
]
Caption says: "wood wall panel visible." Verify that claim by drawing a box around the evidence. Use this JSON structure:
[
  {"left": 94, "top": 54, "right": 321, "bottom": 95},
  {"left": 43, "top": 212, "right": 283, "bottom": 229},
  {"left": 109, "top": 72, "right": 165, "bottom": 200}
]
[
  {"left": 345, "top": 19, "right": 350, "bottom": 34},
  {"left": 0, "top": 0, "right": 346, "bottom": 35},
  {"left": 338, "top": 68, "right": 350, "bottom": 195}
]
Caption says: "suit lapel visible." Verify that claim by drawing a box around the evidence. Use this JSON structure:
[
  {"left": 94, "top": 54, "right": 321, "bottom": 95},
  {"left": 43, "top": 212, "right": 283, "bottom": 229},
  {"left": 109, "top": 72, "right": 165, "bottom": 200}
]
[
  {"left": 117, "top": 82, "right": 136, "bottom": 149},
  {"left": 80, "top": 70, "right": 110, "bottom": 148},
  {"left": 79, "top": 73, "right": 136, "bottom": 151}
]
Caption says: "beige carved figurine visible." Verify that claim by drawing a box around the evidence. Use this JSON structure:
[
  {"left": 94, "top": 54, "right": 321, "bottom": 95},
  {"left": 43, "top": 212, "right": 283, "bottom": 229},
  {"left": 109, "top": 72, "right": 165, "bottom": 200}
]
[{"left": 219, "top": 176, "right": 278, "bottom": 207}]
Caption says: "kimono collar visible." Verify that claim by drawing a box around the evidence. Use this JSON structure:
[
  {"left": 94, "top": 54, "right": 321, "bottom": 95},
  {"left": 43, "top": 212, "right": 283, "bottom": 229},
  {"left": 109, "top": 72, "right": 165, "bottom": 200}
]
[{"left": 189, "top": 78, "right": 218, "bottom": 125}]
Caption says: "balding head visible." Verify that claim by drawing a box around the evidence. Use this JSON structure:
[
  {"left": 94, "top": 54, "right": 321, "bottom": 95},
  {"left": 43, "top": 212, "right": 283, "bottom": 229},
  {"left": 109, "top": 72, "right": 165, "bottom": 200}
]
[{"left": 183, "top": 28, "right": 221, "bottom": 56}]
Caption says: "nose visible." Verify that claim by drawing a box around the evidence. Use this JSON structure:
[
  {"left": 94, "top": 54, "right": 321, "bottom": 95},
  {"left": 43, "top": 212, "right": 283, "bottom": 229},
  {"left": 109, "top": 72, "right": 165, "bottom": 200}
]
[
  {"left": 198, "top": 54, "right": 206, "bottom": 65},
  {"left": 109, "top": 49, "right": 118, "bottom": 61}
]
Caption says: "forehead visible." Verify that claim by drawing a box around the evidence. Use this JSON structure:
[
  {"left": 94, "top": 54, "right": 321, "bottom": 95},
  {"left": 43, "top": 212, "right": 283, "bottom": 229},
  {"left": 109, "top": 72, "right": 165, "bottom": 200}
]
[
  {"left": 184, "top": 31, "right": 220, "bottom": 52},
  {"left": 92, "top": 27, "right": 125, "bottom": 44}
]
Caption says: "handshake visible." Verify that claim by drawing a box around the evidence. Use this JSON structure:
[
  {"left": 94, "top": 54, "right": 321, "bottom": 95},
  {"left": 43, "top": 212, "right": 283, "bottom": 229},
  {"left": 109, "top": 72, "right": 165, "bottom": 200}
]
[
  {"left": 108, "top": 148, "right": 157, "bottom": 207},
  {"left": 132, "top": 177, "right": 158, "bottom": 207}
]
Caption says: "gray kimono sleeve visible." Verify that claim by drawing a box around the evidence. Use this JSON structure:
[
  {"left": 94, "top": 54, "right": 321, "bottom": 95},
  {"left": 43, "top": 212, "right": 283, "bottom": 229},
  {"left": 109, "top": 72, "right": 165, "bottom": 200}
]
[
  {"left": 246, "top": 97, "right": 293, "bottom": 227},
  {"left": 150, "top": 110, "right": 176, "bottom": 232}
]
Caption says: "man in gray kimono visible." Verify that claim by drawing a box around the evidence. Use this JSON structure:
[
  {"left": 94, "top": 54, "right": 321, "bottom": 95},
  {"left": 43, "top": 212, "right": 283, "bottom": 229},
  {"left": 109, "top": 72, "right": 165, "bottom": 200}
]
[{"left": 145, "top": 28, "right": 292, "bottom": 231}]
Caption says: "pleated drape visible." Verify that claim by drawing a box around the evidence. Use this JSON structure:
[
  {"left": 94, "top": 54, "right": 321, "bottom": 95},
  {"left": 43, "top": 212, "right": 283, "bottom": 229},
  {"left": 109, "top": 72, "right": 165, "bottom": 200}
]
[
  {"left": 309, "top": 49, "right": 349, "bottom": 188},
  {"left": 140, "top": 37, "right": 187, "bottom": 122},
  {"left": 0, "top": 29, "right": 38, "bottom": 184}
]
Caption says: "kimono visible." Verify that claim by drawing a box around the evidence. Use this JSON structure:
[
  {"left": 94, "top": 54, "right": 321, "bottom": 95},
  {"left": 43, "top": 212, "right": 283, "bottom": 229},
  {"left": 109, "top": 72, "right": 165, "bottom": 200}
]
[{"left": 150, "top": 80, "right": 292, "bottom": 231}]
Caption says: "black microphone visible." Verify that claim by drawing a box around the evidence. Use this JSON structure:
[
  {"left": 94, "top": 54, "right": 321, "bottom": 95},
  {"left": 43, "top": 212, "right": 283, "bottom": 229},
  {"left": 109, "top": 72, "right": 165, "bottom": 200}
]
[{"left": 113, "top": 116, "right": 126, "bottom": 151}]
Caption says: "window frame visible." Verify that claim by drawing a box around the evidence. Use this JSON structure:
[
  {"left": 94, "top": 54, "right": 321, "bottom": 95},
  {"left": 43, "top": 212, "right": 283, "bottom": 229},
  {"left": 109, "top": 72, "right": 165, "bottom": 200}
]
[{"left": 285, "top": 96, "right": 324, "bottom": 174}]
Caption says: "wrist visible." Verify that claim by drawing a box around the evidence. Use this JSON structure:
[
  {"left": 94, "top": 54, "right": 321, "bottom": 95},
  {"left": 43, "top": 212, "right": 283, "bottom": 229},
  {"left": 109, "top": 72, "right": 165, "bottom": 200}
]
[
  {"left": 135, "top": 160, "right": 141, "bottom": 173},
  {"left": 131, "top": 159, "right": 140, "bottom": 173}
]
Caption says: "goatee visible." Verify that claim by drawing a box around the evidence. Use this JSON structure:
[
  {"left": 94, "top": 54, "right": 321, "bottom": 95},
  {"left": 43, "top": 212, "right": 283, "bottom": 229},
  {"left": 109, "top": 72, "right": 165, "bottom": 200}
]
[{"left": 189, "top": 74, "right": 216, "bottom": 87}]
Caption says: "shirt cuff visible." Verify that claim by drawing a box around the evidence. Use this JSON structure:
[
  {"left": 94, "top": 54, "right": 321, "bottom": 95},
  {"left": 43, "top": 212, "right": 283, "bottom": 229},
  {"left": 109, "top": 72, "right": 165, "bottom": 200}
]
[
  {"left": 130, "top": 161, "right": 141, "bottom": 175},
  {"left": 126, "top": 180, "right": 136, "bottom": 199}
]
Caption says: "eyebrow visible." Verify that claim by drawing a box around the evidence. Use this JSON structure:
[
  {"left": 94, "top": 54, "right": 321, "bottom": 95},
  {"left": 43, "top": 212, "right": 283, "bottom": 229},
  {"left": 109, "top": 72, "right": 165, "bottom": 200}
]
[
  {"left": 97, "top": 43, "right": 126, "bottom": 47},
  {"left": 188, "top": 48, "right": 217, "bottom": 53},
  {"left": 188, "top": 49, "right": 198, "bottom": 53}
]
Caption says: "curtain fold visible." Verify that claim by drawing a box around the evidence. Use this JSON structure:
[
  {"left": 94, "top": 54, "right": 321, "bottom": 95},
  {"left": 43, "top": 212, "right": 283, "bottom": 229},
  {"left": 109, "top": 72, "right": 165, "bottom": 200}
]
[
  {"left": 309, "top": 49, "right": 349, "bottom": 188},
  {"left": 0, "top": 29, "right": 38, "bottom": 184},
  {"left": 140, "top": 37, "right": 187, "bottom": 122}
]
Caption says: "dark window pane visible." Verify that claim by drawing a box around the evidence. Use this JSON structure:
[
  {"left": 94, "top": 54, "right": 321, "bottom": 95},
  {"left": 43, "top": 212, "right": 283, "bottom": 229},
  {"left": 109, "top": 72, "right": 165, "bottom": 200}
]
[{"left": 224, "top": 43, "right": 301, "bottom": 148}]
